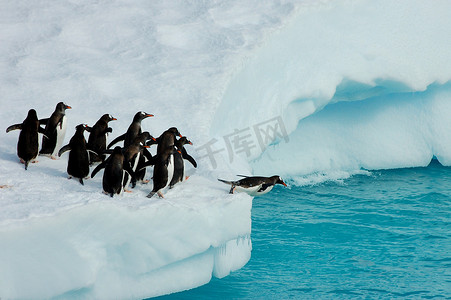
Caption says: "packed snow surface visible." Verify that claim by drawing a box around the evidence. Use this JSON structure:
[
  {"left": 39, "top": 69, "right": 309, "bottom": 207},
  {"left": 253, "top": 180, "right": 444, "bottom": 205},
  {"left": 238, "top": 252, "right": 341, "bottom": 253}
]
[{"left": 1, "top": 0, "right": 451, "bottom": 299}]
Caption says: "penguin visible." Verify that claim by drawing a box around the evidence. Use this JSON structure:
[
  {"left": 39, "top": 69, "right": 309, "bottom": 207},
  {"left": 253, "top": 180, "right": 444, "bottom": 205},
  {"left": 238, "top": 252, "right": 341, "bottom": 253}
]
[
  {"left": 130, "top": 132, "right": 156, "bottom": 186},
  {"left": 146, "top": 146, "right": 180, "bottom": 198},
  {"left": 86, "top": 114, "right": 117, "bottom": 164},
  {"left": 58, "top": 124, "right": 92, "bottom": 185},
  {"left": 91, "top": 146, "right": 135, "bottom": 197},
  {"left": 6, "top": 109, "right": 46, "bottom": 170},
  {"left": 39, "top": 102, "right": 71, "bottom": 159},
  {"left": 107, "top": 111, "right": 153, "bottom": 149},
  {"left": 121, "top": 132, "right": 154, "bottom": 190},
  {"left": 169, "top": 136, "right": 197, "bottom": 188},
  {"left": 217, "top": 175, "right": 287, "bottom": 196},
  {"left": 154, "top": 127, "right": 182, "bottom": 155}
]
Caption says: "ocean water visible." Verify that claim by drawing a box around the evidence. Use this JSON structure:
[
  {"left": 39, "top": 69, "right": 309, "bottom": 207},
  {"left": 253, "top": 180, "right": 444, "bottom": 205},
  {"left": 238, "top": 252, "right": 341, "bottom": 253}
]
[{"left": 157, "top": 159, "right": 451, "bottom": 299}]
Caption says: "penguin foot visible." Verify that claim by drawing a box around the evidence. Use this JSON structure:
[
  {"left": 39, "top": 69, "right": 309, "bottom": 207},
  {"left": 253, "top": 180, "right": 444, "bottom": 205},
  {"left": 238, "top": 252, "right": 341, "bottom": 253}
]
[
  {"left": 141, "top": 179, "right": 150, "bottom": 184},
  {"left": 124, "top": 189, "right": 133, "bottom": 193},
  {"left": 185, "top": 176, "right": 190, "bottom": 180},
  {"left": 0, "top": 185, "right": 12, "bottom": 189},
  {"left": 229, "top": 186, "right": 235, "bottom": 194},
  {"left": 31, "top": 160, "right": 38, "bottom": 163},
  {"left": 157, "top": 191, "right": 164, "bottom": 198},
  {"left": 50, "top": 156, "right": 58, "bottom": 160},
  {"left": 19, "top": 158, "right": 25, "bottom": 164}
]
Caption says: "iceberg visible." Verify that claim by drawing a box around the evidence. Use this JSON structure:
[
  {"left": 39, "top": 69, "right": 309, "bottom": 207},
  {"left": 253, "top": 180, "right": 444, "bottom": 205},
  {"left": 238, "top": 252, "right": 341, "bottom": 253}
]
[{"left": 1, "top": 0, "right": 451, "bottom": 299}]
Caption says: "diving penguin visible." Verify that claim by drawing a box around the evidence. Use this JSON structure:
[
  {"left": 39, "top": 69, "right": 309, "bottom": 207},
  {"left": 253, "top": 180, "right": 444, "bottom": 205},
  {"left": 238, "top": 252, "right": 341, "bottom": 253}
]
[
  {"left": 39, "top": 102, "right": 71, "bottom": 159},
  {"left": 218, "top": 175, "right": 287, "bottom": 196},
  {"left": 6, "top": 109, "right": 46, "bottom": 170},
  {"left": 58, "top": 124, "right": 92, "bottom": 185},
  {"left": 86, "top": 114, "right": 117, "bottom": 164}
]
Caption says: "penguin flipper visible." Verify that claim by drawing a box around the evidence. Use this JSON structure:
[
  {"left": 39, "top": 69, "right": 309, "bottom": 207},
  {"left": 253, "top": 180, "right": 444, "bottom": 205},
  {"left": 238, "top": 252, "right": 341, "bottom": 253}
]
[
  {"left": 182, "top": 148, "right": 197, "bottom": 168},
  {"left": 91, "top": 161, "right": 106, "bottom": 178},
  {"left": 107, "top": 133, "right": 126, "bottom": 149},
  {"left": 38, "top": 126, "right": 47, "bottom": 135},
  {"left": 257, "top": 183, "right": 271, "bottom": 192},
  {"left": 58, "top": 144, "right": 71, "bottom": 157},
  {"left": 6, "top": 123, "right": 22, "bottom": 133},
  {"left": 218, "top": 178, "right": 233, "bottom": 185},
  {"left": 87, "top": 150, "right": 99, "bottom": 162},
  {"left": 143, "top": 148, "right": 153, "bottom": 161},
  {"left": 105, "top": 127, "right": 113, "bottom": 134},
  {"left": 236, "top": 175, "right": 250, "bottom": 178},
  {"left": 137, "top": 160, "right": 154, "bottom": 171},
  {"left": 38, "top": 118, "right": 49, "bottom": 125}
]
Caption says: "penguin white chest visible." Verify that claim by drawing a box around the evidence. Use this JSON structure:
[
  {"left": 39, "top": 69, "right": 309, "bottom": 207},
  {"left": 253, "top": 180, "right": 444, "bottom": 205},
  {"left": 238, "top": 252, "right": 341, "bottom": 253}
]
[
  {"left": 53, "top": 116, "right": 67, "bottom": 156},
  {"left": 166, "top": 155, "right": 174, "bottom": 188}
]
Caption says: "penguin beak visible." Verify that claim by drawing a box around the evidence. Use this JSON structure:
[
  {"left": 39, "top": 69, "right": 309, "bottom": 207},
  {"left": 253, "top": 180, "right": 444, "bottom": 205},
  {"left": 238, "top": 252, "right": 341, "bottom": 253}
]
[
  {"left": 146, "top": 114, "right": 154, "bottom": 117},
  {"left": 179, "top": 134, "right": 183, "bottom": 138},
  {"left": 144, "top": 145, "right": 150, "bottom": 148},
  {"left": 66, "top": 105, "right": 72, "bottom": 109},
  {"left": 188, "top": 141, "right": 193, "bottom": 145},
  {"left": 112, "top": 117, "right": 117, "bottom": 121},
  {"left": 177, "top": 150, "right": 182, "bottom": 154},
  {"left": 151, "top": 137, "right": 156, "bottom": 141},
  {"left": 281, "top": 181, "right": 287, "bottom": 187}
]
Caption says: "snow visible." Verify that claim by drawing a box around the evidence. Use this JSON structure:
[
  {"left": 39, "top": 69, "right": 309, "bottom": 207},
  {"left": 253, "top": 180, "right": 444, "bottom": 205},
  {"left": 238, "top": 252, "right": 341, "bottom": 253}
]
[{"left": 1, "top": 0, "right": 451, "bottom": 298}]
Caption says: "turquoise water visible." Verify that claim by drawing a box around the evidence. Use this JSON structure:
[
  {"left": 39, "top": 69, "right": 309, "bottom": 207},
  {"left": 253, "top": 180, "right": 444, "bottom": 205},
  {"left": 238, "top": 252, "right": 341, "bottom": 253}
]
[{"left": 158, "top": 160, "right": 451, "bottom": 299}]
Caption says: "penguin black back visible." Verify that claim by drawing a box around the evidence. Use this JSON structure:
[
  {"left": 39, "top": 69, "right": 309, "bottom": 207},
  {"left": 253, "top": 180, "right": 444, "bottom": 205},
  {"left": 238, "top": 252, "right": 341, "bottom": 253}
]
[
  {"left": 87, "top": 114, "right": 116, "bottom": 164},
  {"left": 91, "top": 146, "right": 135, "bottom": 197},
  {"left": 59, "top": 124, "right": 90, "bottom": 185},
  {"left": 6, "top": 109, "right": 44, "bottom": 170}
]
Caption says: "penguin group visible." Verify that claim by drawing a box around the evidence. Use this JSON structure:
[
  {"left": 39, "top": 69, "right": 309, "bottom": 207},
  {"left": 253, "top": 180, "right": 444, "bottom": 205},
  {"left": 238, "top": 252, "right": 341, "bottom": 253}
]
[
  {"left": 6, "top": 103, "right": 287, "bottom": 197},
  {"left": 6, "top": 104, "right": 197, "bottom": 198}
]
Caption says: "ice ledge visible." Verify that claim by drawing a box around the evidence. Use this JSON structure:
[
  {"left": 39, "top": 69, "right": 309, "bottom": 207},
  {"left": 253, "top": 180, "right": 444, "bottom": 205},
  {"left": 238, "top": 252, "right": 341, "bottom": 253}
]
[{"left": 0, "top": 190, "right": 253, "bottom": 300}]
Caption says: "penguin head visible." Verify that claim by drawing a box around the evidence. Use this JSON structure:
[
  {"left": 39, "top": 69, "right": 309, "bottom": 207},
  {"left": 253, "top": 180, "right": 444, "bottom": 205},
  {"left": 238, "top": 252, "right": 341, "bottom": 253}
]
[
  {"left": 134, "top": 111, "right": 154, "bottom": 122},
  {"left": 168, "top": 127, "right": 182, "bottom": 138},
  {"left": 178, "top": 136, "right": 193, "bottom": 146},
  {"left": 101, "top": 114, "right": 117, "bottom": 122},
  {"left": 113, "top": 146, "right": 123, "bottom": 155},
  {"left": 274, "top": 176, "right": 287, "bottom": 187},
  {"left": 56, "top": 102, "right": 72, "bottom": 111},
  {"left": 27, "top": 109, "right": 38, "bottom": 120},
  {"left": 75, "top": 124, "right": 88, "bottom": 132}
]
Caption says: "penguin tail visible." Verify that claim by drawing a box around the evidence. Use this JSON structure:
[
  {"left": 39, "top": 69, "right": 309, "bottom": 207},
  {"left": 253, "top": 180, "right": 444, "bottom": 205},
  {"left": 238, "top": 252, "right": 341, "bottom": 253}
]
[
  {"left": 147, "top": 191, "right": 156, "bottom": 198},
  {"left": 79, "top": 178, "right": 84, "bottom": 185},
  {"left": 218, "top": 178, "right": 233, "bottom": 185},
  {"left": 236, "top": 174, "right": 249, "bottom": 178},
  {"left": 24, "top": 161, "right": 29, "bottom": 170}
]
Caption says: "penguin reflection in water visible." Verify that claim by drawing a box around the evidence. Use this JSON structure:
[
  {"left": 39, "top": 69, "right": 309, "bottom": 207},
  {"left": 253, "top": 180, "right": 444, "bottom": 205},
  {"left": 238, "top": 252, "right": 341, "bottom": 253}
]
[
  {"left": 91, "top": 147, "right": 136, "bottom": 197},
  {"left": 59, "top": 124, "right": 95, "bottom": 185},
  {"left": 39, "top": 102, "right": 72, "bottom": 159},
  {"left": 218, "top": 175, "right": 287, "bottom": 196},
  {"left": 6, "top": 109, "right": 46, "bottom": 170}
]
